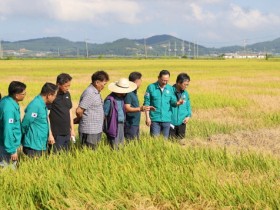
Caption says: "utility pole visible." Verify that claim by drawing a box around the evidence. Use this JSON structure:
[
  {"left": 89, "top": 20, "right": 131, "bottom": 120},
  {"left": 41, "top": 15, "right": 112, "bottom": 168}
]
[
  {"left": 174, "top": 41, "right": 177, "bottom": 57},
  {"left": 196, "top": 41, "right": 198, "bottom": 58},
  {"left": 181, "top": 40, "right": 185, "bottom": 56},
  {"left": 188, "top": 42, "right": 191, "bottom": 58},
  {"left": 0, "top": 40, "right": 3, "bottom": 59},
  {"left": 144, "top": 38, "right": 147, "bottom": 59},
  {"left": 164, "top": 45, "right": 167, "bottom": 57},
  {"left": 193, "top": 41, "right": 196, "bottom": 58},
  {"left": 85, "top": 39, "right": 89, "bottom": 58},
  {"left": 243, "top": 39, "right": 247, "bottom": 55},
  {"left": 76, "top": 47, "right": 79, "bottom": 58},
  {"left": 168, "top": 41, "right": 171, "bottom": 57}
]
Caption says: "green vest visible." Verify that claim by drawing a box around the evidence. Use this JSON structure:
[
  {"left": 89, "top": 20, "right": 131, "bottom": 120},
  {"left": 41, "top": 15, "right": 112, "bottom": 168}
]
[
  {"left": 171, "top": 85, "right": 192, "bottom": 126},
  {"left": 0, "top": 96, "right": 22, "bottom": 154},
  {"left": 144, "top": 82, "right": 177, "bottom": 122},
  {"left": 22, "top": 95, "right": 49, "bottom": 151}
]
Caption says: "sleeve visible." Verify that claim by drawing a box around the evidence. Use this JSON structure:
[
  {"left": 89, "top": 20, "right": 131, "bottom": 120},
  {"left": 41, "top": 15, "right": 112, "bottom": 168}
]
[
  {"left": 186, "top": 93, "right": 192, "bottom": 117},
  {"left": 103, "top": 99, "right": 111, "bottom": 117},
  {"left": 2, "top": 109, "right": 17, "bottom": 154},
  {"left": 68, "top": 92, "right": 73, "bottom": 109},
  {"left": 22, "top": 103, "right": 38, "bottom": 135},
  {"left": 143, "top": 86, "right": 151, "bottom": 106},
  {"left": 79, "top": 91, "right": 92, "bottom": 110},
  {"left": 124, "top": 93, "right": 132, "bottom": 105},
  {"left": 170, "top": 91, "right": 178, "bottom": 107}
]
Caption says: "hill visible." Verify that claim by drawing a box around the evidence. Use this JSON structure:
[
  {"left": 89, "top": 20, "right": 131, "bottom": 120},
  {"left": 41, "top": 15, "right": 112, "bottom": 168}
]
[{"left": 1, "top": 35, "right": 280, "bottom": 57}]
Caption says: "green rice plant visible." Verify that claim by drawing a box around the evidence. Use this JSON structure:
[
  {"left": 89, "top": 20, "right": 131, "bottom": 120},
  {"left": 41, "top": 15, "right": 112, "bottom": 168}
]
[
  {"left": 1, "top": 138, "right": 279, "bottom": 209},
  {"left": 191, "top": 93, "right": 250, "bottom": 109},
  {"left": 0, "top": 59, "right": 280, "bottom": 209}
]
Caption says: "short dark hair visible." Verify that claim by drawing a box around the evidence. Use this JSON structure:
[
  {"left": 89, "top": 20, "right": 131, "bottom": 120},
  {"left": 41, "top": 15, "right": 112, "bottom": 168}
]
[
  {"left": 91, "top": 71, "right": 109, "bottom": 83},
  {"left": 158, "top": 70, "right": 170, "bottom": 78},
  {"left": 129, "top": 72, "right": 142, "bottom": 82},
  {"left": 40, "top": 83, "right": 58, "bottom": 96},
  {"left": 56, "top": 73, "right": 72, "bottom": 85},
  {"left": 176, "top": 73, "right": 190, "bottom": 84},
  {"left": 8, "top": 81, "right": 26, "bottom": 97}
]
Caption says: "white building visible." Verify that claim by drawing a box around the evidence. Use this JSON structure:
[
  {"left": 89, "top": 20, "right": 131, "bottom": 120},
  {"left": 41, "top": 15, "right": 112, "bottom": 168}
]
[{"left": 224, "top": 52, "right": 266, "bottom": 59}]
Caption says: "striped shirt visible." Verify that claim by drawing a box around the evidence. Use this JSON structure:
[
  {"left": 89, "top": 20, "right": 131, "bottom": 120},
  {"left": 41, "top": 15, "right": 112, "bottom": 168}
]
[{"left": 78, "top": 84, "right": 104, "bottom": 134}]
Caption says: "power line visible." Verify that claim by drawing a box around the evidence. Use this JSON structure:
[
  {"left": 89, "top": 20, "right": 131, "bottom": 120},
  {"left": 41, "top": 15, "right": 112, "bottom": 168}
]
[{"left": 0, "top": 40, "right": 3, "bottom": 59}]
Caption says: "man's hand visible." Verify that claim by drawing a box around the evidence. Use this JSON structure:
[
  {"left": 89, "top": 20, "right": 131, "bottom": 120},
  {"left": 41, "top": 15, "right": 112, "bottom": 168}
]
[
  {"left": 176, "top": 99, "right": 184, "bottom": 106},
  {"left": 145, "top": 118, "right": 152, "bottom": 127},
  {"left": 71, "top": 129, "right": 75, "bottom": 137},
  {"left": 11, "top": 153, "right": 18, "bottom": 161},
  {"left": 183, "top": 117, "right": 190, "bottom": 124},
  {"left": 141, "top": 106, "right": 156, "bottom": 112},
  {"left": 73, "top": 117, "right": 80, "bottom": 124},
  {"left": 48, "top": 135, "right": 55, "bottom": 145}
]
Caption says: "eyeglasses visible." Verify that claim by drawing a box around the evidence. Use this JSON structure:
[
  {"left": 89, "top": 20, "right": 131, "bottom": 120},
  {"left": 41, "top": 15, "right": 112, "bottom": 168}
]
[{"left": 18, "top": 92, "right": 26, "bottom": 96}]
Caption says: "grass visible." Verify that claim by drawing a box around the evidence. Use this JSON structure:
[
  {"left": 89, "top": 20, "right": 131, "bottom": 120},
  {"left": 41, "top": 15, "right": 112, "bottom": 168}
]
[
  {"left": 0, "top": 58, "right": 280, "bottom": 209},
  {"left": 1, "top": 137, "right": 280, "bottom": 209}
]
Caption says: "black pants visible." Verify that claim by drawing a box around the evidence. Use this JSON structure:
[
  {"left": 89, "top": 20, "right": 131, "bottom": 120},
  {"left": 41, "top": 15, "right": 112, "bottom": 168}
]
[
  {"left": 124, "top": 125, "right": 139, "bottom": 140},
  {"left": 49, "top": 134, "right": 70, "bottom": 153},
  {"left": 169, "top": 123, "right": 186, "bottom": 139},
  {"left": 23, "top": 147, "right": 45, "bottom": 158},
  {"left": 80, "top": 133, "right": 102, "bottom": 150}
]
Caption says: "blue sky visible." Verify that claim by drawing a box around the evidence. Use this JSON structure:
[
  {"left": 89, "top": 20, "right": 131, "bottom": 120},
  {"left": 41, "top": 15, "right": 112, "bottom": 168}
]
[{"left": 1, "top": 0, "right": 280, "bottom": 47}]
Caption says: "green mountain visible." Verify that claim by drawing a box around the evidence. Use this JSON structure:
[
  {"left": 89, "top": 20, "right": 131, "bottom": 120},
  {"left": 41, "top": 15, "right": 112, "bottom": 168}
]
[{"left": 1, "top": 35, "right": 280, "bottom": 57}]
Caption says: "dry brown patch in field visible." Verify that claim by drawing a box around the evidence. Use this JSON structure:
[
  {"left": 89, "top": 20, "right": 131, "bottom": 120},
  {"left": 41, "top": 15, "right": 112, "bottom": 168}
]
[
  {"left": 194, "top": 108, "right": 251, "bottom": 126},
  {"left": 249, "top": 94, "right": 280, "bottom": 113},
  {"left": 185, "top": 127, "right": 280, "bottom": 157}
]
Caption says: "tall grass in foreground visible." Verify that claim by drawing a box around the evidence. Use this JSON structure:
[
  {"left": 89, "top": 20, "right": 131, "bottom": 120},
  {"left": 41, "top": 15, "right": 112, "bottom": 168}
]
[{"left": 1, "top": 136, "right": 279, "bottom": 209}]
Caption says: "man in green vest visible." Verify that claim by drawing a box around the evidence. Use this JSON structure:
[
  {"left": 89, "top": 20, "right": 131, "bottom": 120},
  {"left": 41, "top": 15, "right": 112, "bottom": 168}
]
[
  {"left": 144, "top": 70, "right": 183, "bottom": 139},
  {"left": 170, "top": 73, "right": 192, "bottom": 141},
  {"left": 0, "top": 81, "right": 26, "bottom": 166},
  {"left": 22, "top": 83, "right": 58, "bottom": 157}
]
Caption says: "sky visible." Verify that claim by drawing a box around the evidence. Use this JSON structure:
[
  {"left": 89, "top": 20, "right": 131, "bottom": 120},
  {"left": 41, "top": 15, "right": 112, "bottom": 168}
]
[{"left": 1, "top": 0, "right": 280, "bottom": 47}]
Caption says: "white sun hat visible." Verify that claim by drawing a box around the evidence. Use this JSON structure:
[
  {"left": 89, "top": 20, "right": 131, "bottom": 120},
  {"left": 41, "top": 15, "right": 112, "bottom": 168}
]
[{"left": 108, "top": 78, "right": 137, "bottom": 93}]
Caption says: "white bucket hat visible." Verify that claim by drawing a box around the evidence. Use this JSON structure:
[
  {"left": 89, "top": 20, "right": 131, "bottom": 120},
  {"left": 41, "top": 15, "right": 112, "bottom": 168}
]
[{"left": 108, "top": 78, "right": 137, "bottom": 93}]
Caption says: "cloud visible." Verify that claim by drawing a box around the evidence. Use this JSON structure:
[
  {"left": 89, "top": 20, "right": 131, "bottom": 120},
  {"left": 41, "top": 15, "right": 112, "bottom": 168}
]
[
  {"left": 229, "top": 4, "right": 280, "bottom": 30},
  {"left": 49, "top": 0, "right": 141, "bottom": 24},
  {"left": 0, "top": 0, "right": 142, "bottom": 24},
  {"left": 0, "top": 0, "right": 51, "bottom": 17},
  {"left": 189, "top": 3, "right": 216, "bottom": 22}
]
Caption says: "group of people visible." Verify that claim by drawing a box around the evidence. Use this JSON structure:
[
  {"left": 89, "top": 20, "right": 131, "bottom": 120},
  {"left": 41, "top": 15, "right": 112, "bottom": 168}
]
[{"left": 0, "top": 70, "right": 191, "bottom": 166}]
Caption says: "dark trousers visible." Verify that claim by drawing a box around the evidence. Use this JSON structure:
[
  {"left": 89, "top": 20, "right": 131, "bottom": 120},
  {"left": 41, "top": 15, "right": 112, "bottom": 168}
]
[
  {"left": 80, "top": 132, "right": 102, "bottom": 150},
  {"left": 49, "top": 134, "right": 70, "bottom": 153},
  {"left": 23, "top": 147, "right": 45, "bottom": 158},
  {"left": 169, "top": 123, "right": 186, "bottom": 139},
  {"left": 0, "top": 145, "right": 12, "bottom": 163},
  {"left": 0, "top": 146, "right": 18, "bottom": 169},
  {"left": 150, "top": 122, "right": 170, "bottom": 139},
  {"left": 107, "top": 123, "right": 124, "bottom": 150},
  {"left": 124, "top": 125, "right": 139, "bottom": 140}
]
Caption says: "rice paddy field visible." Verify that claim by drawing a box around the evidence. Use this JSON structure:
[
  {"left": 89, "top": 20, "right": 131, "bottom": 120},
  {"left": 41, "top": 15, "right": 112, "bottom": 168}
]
[{"left": 0, "top": 58, "right": 280, "bottom": 209}]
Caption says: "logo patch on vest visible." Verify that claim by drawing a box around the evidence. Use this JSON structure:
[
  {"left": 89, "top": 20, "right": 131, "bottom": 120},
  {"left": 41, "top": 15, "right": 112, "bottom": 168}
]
[
  {"left": 8, "top": 118, "right": 14, "bottom": 123},
  {"left": 165, "top": 90, "right": 170, "bottom": 94},
  {"left": 145, "top": 92, "right": 150, "bottom": 97},
  {"left": 31, "top": 113, "right": 38, "bottom": 118}
]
